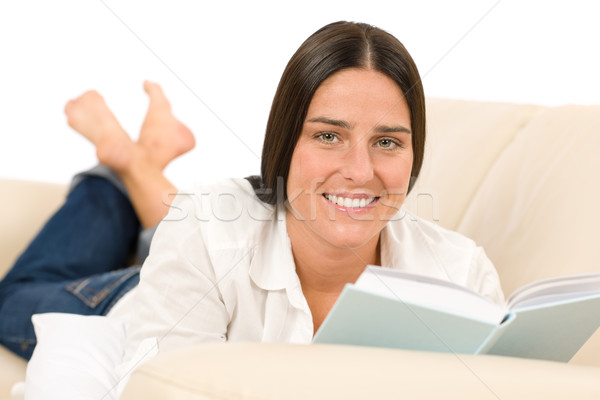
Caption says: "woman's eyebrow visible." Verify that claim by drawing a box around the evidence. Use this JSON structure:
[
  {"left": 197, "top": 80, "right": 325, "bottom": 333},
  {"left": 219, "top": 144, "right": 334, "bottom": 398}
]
[
  {"left": 374, "top": 124, "right": 412, "bottom": 134},
  {"left": 306, "top": 117, "right": 352, "bottom": 130},
  {"left": 307, "top": 116, "right": 411, "bottom": 135}
]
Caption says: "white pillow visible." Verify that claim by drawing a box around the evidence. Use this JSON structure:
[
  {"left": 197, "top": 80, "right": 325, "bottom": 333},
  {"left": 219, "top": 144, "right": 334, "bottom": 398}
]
[{"left": 25, "top": 313, "right": 125, "bottom": 400}]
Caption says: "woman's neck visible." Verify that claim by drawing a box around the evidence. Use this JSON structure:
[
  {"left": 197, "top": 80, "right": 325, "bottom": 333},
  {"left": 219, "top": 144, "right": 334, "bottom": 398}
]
[
  {"left": 286, "top": 212, "right": 381, "bottom": 333},
  {"left": 287, "top": 214, "right": 381, "bottom": 294}
]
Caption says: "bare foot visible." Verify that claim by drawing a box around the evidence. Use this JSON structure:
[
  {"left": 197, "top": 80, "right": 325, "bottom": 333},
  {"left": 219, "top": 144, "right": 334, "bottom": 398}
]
[
  {"left": 64, "top": 91, "right": 133, "bottom": 172},
  {"left": 64, "top": 84, "right": 194, "bottom": 228},
  {"left": 138, "top": 81, "right": 195, "bottom": 169}
]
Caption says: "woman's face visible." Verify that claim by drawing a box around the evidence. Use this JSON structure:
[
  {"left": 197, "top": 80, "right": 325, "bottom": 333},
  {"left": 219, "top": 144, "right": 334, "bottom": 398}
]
[{"left": 286, "top": 68, "right": 413, "bottom": 250}]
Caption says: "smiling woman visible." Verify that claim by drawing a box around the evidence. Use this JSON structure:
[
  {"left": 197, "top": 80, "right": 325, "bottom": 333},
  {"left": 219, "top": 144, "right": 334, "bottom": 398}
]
[
  {"left": 119, "top": 21, "right": 503, "bottom": 353},
  {"left": 0, "top": 20, "right": 504, "bottom": 397}
]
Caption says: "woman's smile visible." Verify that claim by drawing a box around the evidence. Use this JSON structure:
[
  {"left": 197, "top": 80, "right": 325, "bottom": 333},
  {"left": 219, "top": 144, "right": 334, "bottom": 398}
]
[{"left": 323, "top": 193, "right": 378, "bottom": 210}]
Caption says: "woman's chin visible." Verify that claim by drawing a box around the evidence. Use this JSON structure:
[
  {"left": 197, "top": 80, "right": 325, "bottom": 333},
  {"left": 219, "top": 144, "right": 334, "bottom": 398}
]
[{"left": 315, "top": 224, "right": 381, "bottom": 250}]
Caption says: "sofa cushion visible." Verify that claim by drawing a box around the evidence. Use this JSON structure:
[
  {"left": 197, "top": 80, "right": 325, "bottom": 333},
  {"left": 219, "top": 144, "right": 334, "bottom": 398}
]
[{"left": 121, "top": 343, "right": 600, "bottom": 400}]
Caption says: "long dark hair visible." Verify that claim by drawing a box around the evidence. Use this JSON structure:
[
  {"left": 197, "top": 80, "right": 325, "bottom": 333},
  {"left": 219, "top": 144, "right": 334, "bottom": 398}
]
[{"left": 253, "top": 21, "right": 426, "bottom": 204}]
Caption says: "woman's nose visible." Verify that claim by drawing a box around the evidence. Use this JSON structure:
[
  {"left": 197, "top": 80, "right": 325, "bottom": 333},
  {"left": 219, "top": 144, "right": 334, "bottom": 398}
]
[{"left": 340, "top": 142, "right": 374, "bottom": 185}]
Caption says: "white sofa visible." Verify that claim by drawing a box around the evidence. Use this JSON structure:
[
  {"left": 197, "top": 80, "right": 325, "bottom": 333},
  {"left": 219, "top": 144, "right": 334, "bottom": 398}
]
[{"left": 2, "top": 98, "right": 600, "bottom": 399}]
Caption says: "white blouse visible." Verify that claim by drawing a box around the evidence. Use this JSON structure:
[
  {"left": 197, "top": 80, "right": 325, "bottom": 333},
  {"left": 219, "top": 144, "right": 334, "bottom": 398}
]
[{"left": 111, "top": 178, "right": 504, "bottom": 368}]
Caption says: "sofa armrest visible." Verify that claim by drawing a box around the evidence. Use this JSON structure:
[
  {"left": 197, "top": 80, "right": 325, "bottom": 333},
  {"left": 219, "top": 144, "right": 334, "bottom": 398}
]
[
  {"left": 122, "top": 343, "right": 600, "bottom": 400},
  {"left": 0, "top": 179, "right": 67, "bottom": 279},
  {"left": 0, "top": 345, "right": 27, "bottom": 398}
]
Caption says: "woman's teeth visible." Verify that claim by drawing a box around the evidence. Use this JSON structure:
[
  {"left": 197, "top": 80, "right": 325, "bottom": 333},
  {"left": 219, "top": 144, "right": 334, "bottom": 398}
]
[{"left": 324, "top": 194, "right": 376, "bottom": 208}]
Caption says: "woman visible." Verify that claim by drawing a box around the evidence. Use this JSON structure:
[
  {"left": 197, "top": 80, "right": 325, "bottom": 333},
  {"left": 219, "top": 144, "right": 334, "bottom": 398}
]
[
  {"left": 118, "top": 21, "right": 503, "bottom": 362},
  {"left": 0, "top": 21, "right": 503, "bottom": 364}
]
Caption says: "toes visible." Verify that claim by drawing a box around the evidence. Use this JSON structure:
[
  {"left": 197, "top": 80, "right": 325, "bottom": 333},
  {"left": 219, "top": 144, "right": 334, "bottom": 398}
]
[
  {"left": 63, "top": 90, "right": 106, "bottom": 127},
  {"left": 64, "top": 99, "right": 74, "bottom": 117},
  {"left": 143, "top": 81, "right": 171, "bottom": 109},
  {"left": 77, "top": 90, "right": 103, "bottom": 104},
  {"left": 64, "top": 100, "right": 78, "bottom": 128},
  {"left": 64, "top": 90, "right": 104, "bottom": 113},
  {"left": 143, "top": 80, "right": 160, "bottom": 97}
]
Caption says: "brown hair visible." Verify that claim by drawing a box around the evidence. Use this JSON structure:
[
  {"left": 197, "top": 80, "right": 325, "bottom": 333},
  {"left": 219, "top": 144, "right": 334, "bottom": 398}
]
[{"left": 254, "top": 21, "right": 426, "bottom": 204}]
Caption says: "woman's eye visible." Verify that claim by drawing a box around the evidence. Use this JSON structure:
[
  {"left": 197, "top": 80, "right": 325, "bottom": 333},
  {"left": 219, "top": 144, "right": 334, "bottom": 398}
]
[
  {"left": 377, "top": 138, "right": 397, "bottom": 149},
  {"left": 319, "top": 132, "right": 338, "bottom": 143}
]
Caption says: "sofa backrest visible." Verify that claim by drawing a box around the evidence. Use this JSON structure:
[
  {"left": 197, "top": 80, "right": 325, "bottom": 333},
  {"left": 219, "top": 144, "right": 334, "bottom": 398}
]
[
  {"left": 458, "top": 104, "right": 600, "bottom": 295},
  {"left": 408, "top": 99, "right": 600, "bottom": 297}
]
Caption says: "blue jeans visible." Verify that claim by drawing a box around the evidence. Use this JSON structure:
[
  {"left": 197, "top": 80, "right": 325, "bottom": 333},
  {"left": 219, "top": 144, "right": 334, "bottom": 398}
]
[{"left": 0, "top": 174, "right": 145, "bottom": 360}]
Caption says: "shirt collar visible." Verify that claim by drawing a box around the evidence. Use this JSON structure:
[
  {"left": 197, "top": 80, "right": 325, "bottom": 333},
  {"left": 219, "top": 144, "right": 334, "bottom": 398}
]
[
  {"left": 248, "top": 202, "right": 299, "bottom": 291},
  {"left": 249, "top": 205, "right": 408, "bottom": 289},
  {"left": 378, "top": 208, "right": 411, "bottom": 270}
]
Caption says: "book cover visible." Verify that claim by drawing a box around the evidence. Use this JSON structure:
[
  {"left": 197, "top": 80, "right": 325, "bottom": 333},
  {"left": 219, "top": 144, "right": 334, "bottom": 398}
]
[{"left": 313, "top": 266, "right": 600, "bottom": 362}]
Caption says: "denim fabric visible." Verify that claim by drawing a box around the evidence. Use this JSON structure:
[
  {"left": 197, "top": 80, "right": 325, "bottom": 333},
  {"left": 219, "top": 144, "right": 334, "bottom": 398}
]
[
  {"left": 70, "top": 164, "right": 129, "bottom": 197},
  {"left": 0, "top": 175, "right": 145, "bottom": 360}
]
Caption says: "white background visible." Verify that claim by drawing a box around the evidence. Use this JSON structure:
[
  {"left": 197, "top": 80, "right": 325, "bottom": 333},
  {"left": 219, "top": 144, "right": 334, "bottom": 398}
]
[{"left": 1, "top": 0, "right": 598, "bottom": 188}]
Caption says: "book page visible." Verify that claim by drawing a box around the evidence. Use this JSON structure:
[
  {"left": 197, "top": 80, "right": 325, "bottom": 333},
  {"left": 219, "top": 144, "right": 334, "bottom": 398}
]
[
  {"left": 355, "top": 266, "right": 504, "bottom": 324},
  {"left": 506, "top": 271, "right": 600, "bottom": 311}
]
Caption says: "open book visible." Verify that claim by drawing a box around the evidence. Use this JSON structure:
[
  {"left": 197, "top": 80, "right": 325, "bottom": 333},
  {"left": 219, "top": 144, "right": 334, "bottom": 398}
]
[{"left": 312, "top": 266, "right": 600, "bottom": 362}]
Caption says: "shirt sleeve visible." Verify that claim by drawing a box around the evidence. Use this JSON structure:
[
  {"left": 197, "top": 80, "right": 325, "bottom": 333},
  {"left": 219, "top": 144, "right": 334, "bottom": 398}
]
[{"left": 119, "top": 191, "right": 230, "bottom": 368}]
